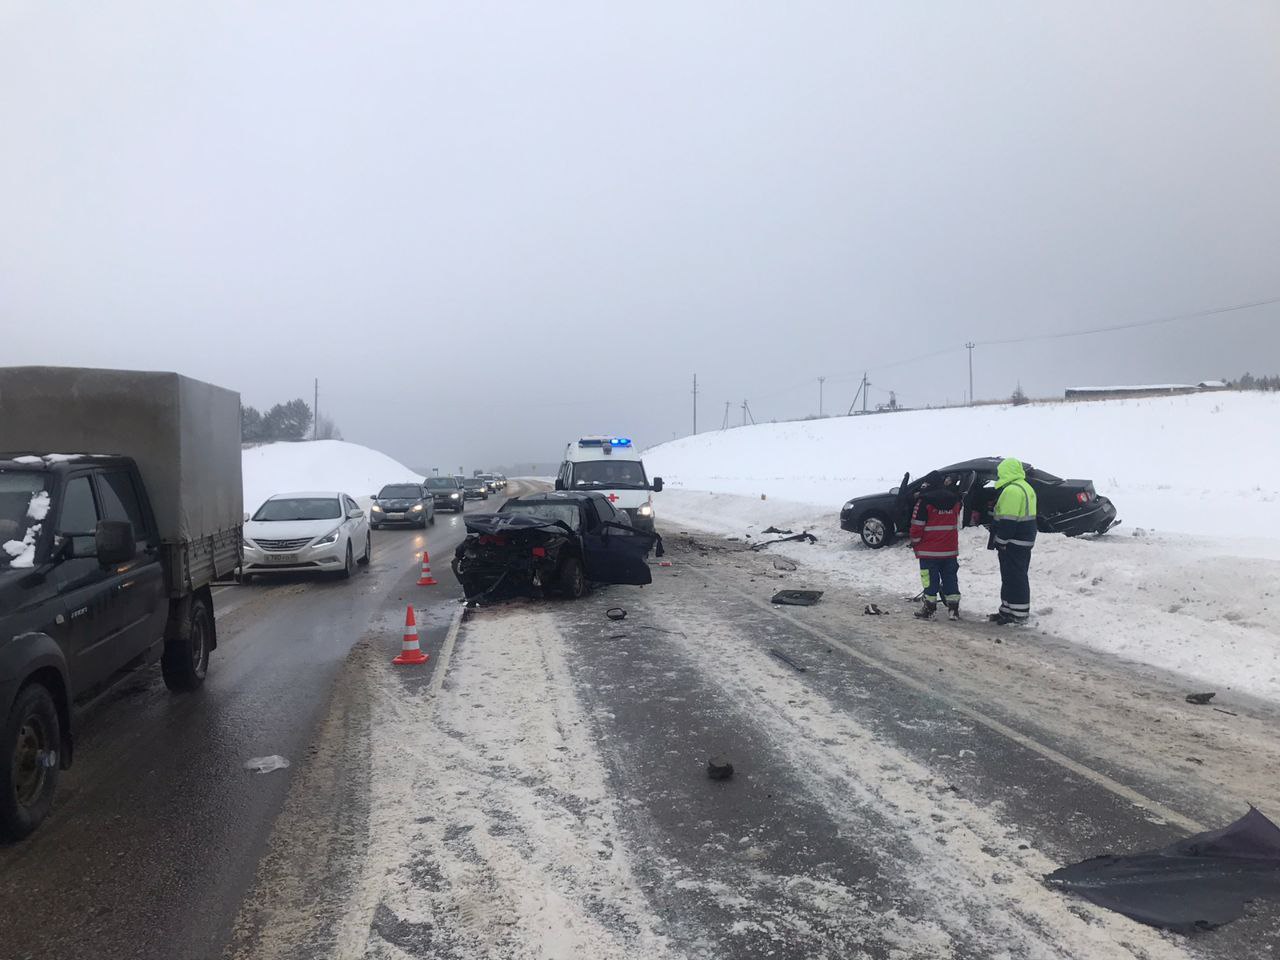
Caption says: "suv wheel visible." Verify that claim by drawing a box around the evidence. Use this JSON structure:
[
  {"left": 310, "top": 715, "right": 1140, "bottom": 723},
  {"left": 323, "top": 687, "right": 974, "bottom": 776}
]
[
  {"left": 0, "top": 683, "right": 61, "bottom": 840},
  {"left": 860, "top": 513, "right": 892, "bottom": 549},
  {"left": 163, "top": 593, "right": 212, "bottom": 692}
]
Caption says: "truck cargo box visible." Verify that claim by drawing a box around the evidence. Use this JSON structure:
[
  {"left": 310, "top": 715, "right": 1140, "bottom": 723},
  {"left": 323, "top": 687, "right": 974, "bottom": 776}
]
[{"left": 0, "top": 366, "right": 243, "bottom": 589}]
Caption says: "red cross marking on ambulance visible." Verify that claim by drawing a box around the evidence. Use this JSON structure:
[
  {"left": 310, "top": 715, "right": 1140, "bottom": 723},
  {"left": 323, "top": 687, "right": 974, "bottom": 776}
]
[{"left": 607, "top": 493, "right": 620, "bottom": 503}]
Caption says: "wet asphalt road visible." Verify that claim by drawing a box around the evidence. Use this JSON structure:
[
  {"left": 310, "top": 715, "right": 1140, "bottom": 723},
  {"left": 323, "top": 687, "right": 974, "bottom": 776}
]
[{"left": 0, "top": 487, "right": 522, "bottom": 960}]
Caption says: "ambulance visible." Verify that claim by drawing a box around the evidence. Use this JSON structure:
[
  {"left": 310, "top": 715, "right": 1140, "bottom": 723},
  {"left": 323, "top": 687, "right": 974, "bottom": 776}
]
[{"left": 554, "top": 436, "right": 663, "bottom": 532}]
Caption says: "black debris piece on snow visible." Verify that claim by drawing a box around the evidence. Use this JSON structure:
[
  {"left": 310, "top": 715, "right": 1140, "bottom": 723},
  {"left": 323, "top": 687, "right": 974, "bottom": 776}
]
[
  {"left": 1045, "top": 807, "right": 1280, "bottom": 933},
  {"left": 769, "top": 649, "right": 807, "bottom": 672},
  {"left": 750, "top": 531, "right": 818, "bottom": 551},
  {"left": 605, "top": 607, "right": 628, "bottom": 621},
  {"left": 707, "top": 757, "right": 735, "bottom": 781},
  {"left": 771, "top": 589, "right": 823, "bottom": 606},
  {"left": 762, "top": 526, "right": 794, "bottom": 535},
  {"left": 863, "top": 604, "right": 884, "bottom": 616},
  {"left": 1185, "top": 692, "right": 1216, "bottom": 705}
]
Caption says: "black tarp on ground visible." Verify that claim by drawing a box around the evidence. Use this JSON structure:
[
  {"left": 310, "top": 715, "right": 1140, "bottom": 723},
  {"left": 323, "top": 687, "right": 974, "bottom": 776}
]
[{"left": 1045, "top": 808, "right": 1280, "bottom": 932}]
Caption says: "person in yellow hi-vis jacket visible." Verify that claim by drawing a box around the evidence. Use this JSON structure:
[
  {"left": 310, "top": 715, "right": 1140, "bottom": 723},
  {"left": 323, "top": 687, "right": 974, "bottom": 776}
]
[{"left": 987, "top": 458, "right": 1037, "bottom": 625}]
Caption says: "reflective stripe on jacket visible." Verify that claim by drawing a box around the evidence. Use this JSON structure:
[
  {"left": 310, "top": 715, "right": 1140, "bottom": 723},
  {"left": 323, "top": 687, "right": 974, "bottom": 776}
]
[
  {"left": 910, "top": 492, "right": 962, "bottom": 559},
  {"left": 993, "top": 457, "right": 1038, "bottom": 548}
]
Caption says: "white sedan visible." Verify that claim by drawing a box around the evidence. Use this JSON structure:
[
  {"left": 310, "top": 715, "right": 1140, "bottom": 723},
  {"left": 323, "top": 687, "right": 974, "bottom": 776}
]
[{"left": 241, "top": 491, "right": 371, "bottom": 580}]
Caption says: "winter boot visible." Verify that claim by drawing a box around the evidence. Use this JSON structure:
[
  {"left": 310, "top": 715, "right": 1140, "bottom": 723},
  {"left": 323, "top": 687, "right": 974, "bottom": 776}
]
[
  {"left": 946, "top": 601, "right": 960, "bottom": 621},
  {"left": 914, "top": 600, "right": 938, "bottom": 620},
  {"left": 987, "top": 611, "right": 1020, "bottom": 626}
]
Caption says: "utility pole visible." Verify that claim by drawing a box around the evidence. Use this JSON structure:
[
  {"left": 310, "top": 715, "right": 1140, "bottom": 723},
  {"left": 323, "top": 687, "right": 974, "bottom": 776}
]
[
  {"left": 313, "top": 378, "right": 318, "bottom": 440},
  {"left": 965, "top": 342, "right": 976, "bottom": 405},
  {"left": 692, "top": 374, "right": 698, "bottom": 435},
  {"left": 862, "top": 372, "right": 870, "bottom": 414},
  {"left": 742, "top": 400, "right": 748, "bottom": 427},
  {"left": 721, "top": 401, "right": 731, "bottom": 430},
  {"left": 818, "top": 376, "right": 826, "bottom": 417}
]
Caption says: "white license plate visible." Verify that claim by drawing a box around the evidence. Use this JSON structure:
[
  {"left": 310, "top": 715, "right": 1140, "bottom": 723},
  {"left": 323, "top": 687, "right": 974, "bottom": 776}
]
[
  {"left": 387, "top": 512, "right": 405, "bottom": 520},
  {"left": 266, "top": 553, "right": 298, "bottom": 564}
]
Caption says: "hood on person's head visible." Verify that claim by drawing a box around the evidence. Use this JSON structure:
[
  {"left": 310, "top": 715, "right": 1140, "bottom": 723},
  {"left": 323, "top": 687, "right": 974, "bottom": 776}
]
[{"left": 996, "top": 458, "right": 1026, "bottom": 488}]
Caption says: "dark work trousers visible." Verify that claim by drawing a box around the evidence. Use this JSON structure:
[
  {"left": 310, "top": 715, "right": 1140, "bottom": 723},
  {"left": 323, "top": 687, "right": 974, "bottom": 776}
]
[
  {"left": 997, "top": 544, "right": 1033, "bottom": 621},
  {"left": 919, "top": 558, "right": 960, "bottom": 604}
]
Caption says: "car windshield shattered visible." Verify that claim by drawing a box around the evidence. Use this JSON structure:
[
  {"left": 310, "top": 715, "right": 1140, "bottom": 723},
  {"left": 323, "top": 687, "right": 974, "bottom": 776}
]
[
  {"left": 253, "top": 498, "right": 342, "bottom": 521},
  {"left": 572, "top": 460, "right": 647, "bottom": 489},
  {"left": 498, "top": 500, "right": 581, "bottom": 531},
  {"left": 378, "top": 485, "right": 421, "bottom": 499},
  {"left": 0, "top": 472, "right": 49, "bottom": 567}
]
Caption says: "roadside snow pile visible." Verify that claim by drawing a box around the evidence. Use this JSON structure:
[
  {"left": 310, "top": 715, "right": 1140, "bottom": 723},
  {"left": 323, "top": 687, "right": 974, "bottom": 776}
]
[
  {"left": 645, "top": 391, "right": 1280, "bottom": 539},
  {"left": 241, "top": 440, "right": 422, "bottom": 514},
  {"left": 644, "top": 394, "right": 1280, "bottom": 705}
]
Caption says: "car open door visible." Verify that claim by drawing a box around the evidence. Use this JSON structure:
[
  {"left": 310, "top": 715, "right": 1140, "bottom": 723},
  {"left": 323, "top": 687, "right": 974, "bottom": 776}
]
[{"left": 580, "top": 501, "right": 657, "bottom": 585}]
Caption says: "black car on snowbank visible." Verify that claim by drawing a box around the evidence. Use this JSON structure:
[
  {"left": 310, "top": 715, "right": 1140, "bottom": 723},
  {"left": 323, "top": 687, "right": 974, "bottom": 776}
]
[{"left": 839, "top": 457, "right": 1119, "bottom": 548}]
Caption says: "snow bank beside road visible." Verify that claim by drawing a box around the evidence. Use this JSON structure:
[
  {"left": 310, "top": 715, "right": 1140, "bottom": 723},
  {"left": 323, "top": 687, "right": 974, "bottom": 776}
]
[
  {"left": 241, "top": 440, "right": 423, "bottom": 514},
  {"left": 645, "top": 392, "right": 1280, "bottom": 539}
]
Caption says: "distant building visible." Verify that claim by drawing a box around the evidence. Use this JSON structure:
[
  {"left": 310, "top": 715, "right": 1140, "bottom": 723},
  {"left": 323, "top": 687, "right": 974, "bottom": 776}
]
[{"left": 1064, "top": 382, "right": 1225, "bottom": 401}]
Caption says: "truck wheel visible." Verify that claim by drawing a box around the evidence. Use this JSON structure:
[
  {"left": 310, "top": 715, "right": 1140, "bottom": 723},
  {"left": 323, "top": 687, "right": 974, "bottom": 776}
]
[
  {"left": 358, "top": 532, "right": 371, "bottom": 565},
  {"left": 556, "top": 556, "right": 586, "bottom": 599},
  {"left": 163, "top": 593, "right": 212, "bottom": 692},
  {"left": 0, "top": 683, "right": 61, "bottom": 840},
  {"left": 339, "top": 542, "right": 354, "bottom": 580},
  {"left": 860, "top": 513, "right": 892, "bottom": 549}
]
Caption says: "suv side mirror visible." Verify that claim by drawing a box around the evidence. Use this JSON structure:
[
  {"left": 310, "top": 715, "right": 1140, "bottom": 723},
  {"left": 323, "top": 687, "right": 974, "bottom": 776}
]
[
  {"left": 651, "top": 477, "right": 664, "bottom": 493},
  {"left": 554, "top": 478, "right": 565, "bottom": 490},
  {"left": 96, "top": 520, "right": 136, "bottom": 565}
]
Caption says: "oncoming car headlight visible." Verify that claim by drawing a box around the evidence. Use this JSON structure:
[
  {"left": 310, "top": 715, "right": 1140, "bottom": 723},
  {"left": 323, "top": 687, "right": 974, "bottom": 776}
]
[
  {"left": 313, "top": 529, "right": 340, "bottom": 546},
  {"left": 410, "top": 503, "right": 424, "bottom": 512},
  {"left": 637, "top": 504, "right": 653, "bottom": 517},
  {"left": 450, "top": 492, "right": 461, "bottom": 499},
  {"left": 371, "top": 503, "right": 384, "bottom": 513}
]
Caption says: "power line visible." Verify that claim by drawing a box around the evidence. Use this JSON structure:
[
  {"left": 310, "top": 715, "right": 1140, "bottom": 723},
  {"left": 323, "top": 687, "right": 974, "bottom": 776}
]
[{"left": 975, "top": 295, "right": 1280, "bottom": 348}]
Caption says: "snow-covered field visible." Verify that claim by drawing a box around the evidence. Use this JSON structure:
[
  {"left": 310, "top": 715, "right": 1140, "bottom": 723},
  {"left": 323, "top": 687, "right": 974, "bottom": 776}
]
[
  {"left": 241, "top": 440, "right": 423, "bottom": 514},
  {"left": 644, "top": 393, "right": 1280, "bottom": 704}
]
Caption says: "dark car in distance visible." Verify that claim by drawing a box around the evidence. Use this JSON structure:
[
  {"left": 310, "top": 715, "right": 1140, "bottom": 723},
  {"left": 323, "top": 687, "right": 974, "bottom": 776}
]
[
  {"left": 460, "top": 477, "right": 489, "bottom": 501},
  {"left": 839, "top": 457, "right": 1119, "bottom": 549},
  {"left": 424, "top": 476, "right": 465, "bottom": 512},
  {"left": 452, "top": 491, "right": 661, "bottom": 601},
  {"left": 370, "top": 483, "right": 434, "bottom": 529}
]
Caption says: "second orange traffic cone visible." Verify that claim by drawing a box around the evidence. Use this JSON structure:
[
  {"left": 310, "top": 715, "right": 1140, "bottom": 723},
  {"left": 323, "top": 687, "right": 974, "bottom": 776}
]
[
  {"left": 393, "top": 604, "right": 429, "bottom": 665},
  {"left": 416, "top": 550, "right": 438, "bottom": 586}
]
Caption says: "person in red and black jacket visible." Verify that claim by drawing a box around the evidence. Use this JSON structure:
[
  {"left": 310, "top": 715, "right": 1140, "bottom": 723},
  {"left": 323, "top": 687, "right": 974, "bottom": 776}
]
[{"left": 909, "top": 474, "right": 964, "bottom": 620}]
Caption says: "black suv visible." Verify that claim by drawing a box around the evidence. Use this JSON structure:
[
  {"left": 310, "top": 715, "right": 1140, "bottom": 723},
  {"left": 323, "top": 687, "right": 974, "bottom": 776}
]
[
  {"left": 423, "top": 476, "right": 465, "bottom": 512},
  {"left": 370, "top": 483, "right": 434, "bottom": 529}
]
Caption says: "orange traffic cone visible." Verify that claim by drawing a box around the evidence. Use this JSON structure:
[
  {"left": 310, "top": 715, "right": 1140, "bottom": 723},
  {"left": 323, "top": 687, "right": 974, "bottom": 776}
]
[
  {"left": 416, "top": 550, "right": 438, "bottom": 586},
  {"left": 393, "top": 604, "right": 429, "bottom": 665}
]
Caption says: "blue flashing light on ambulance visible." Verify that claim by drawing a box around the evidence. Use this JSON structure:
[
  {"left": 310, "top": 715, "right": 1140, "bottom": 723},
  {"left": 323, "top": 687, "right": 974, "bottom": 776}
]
[{"left": 555, "top": 436, "right": 662, "bottom": 533}]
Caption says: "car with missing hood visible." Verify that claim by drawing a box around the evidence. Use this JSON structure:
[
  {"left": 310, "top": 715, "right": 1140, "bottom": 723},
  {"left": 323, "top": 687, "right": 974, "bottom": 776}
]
[
  {"left": 370, "top": 482, "right": 434, "bottom": 528},
  {"left": 839, "top": 457, "right": 1119, "bottom": 548},
  {"left": 451, "top": 491, "right": 661, "bottom": 601}
]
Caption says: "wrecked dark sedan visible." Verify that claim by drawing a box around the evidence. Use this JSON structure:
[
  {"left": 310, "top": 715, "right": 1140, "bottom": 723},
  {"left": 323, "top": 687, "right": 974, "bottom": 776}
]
[
  {"left": 452, "top": 491, "right": 661, "bottom": 601},
  {"left": 839, "top": 457, "right": 1119, "bottom": 548}
]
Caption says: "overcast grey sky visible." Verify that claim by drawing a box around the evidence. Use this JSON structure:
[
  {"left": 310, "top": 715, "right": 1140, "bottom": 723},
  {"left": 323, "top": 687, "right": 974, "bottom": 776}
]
[{"left": 3, "top": 2, "right": 1278, "bottom": 469}]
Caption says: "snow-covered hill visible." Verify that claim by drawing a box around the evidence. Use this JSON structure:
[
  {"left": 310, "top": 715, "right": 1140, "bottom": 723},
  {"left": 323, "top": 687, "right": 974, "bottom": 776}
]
[
  {"left": 645, "top": 391, "right": 1280, "bottom": 539},
  {"left": 241, "top": 440, "right": 423, "bottom": 514},
  {"left": 643, "top": 393, "right": 1280, "bottom": 704}
]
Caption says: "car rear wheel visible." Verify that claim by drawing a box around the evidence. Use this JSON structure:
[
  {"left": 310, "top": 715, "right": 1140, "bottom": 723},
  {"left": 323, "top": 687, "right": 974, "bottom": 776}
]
[
  {"left": 860, "top": 513, "right": 892, "bottom": 549},
  {"left": 0, "top": 683, "right": 61, "bottom": 841},
  {"left": 556, "top": 556, "right": 586, "bottom": 599}
]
